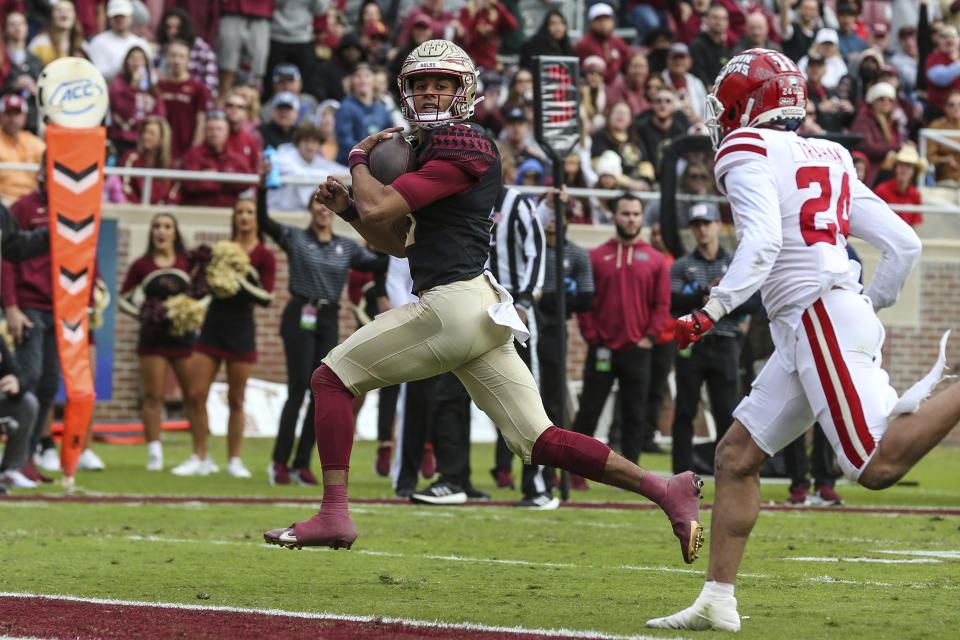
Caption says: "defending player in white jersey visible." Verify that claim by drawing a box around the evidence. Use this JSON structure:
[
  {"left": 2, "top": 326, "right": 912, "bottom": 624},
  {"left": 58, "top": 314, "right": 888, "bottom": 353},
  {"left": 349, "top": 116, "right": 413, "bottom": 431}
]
[{"left": 647, "top": 48, "right": 960, "bottom": 632}]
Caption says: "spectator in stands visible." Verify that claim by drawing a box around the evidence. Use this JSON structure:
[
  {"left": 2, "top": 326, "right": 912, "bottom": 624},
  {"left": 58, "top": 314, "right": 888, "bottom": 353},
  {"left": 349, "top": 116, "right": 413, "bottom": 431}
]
[
  {"left": 108, "top": 46, "right": 166, "bottom": 158},
  {"left": 925, "top": 25, "right": 960, "bottom": 121},
  {"left": 571, "top": 193, "right": 670, "bottom": 489},
  {"left": 312, "top": 98, "right": 340, "bottom": 162},
  {"left": 3, "top": 11, "right": 42, "bottom": 134},
  {"left": 575, "top": 3, "right": 631, "bottom": 86},
  {"left": 874, "top": 144, "right": 927, "bottom": 226},
  {"left": 119, "top": 116, "right": 180, "bottom": 205},
  {"left": 890, "top": 26, "right": 918, "bottom": 95},
  {"left": 878, "top": 66, "right": 921, "bottom": 142},
  {"left": 926, "top": 89, "right": 960, "bottom": 184},
  {"left": 636, "top": 86, "right": 688, "bottom": 177},
  {"left": 396, "top": 0, "right": 461, "bottom": 51},
  {"left": 217, "top": 92, "right": 259, "bottom": 174},
  {"left": 868, "top": 22, "right": 892, "bottom": 58},
  {"left": 265, "top": 0, "right": 324, "bottom": 99},
  {"left": 805, "top": 53, "right": 855, "bottom": 133},
  {"left": 388, "top": 14, "right": 436, "bottom": 101},
  {"left": 0, "top": 94, "right": 43, "bottom": 203},
  {"left": 835, "top": 3, "right": 866, "bottom": 63},
  {"left": 334, "top": 63, "right": 393, "bottom": 164},
  {"left": 27, "top": 0, "right": 85, "bottom": 66},
  {"left": 498, "top": 68, "right": 534, "bottom": 122},
  {"left": 606, "top": 51, "right": 651, "bottom": 116},
  {"left": 851, "top": 150, "right": 869, "bottom": 183},
  {"left": 519, "top": 9, "right": 573, "bottom": 73},
  {"left": 689, "top": 4, "right": 732, "bottom": 90},
  {"left": 356, "top": 0, "right": 383, "bottom": 33},
  {"left": 88, "top": 0, "right": 151, "bottom": 82},
  {"left": 372, "top": 65, "right": 405, "bottom": 130},
  {"left": 259, "top": 91, "right": 300, "bottom": 149},
  {"left": 215, "top": 0, "right": 273, "bottom": 96},
  {"left": 672, "top": 0, "right": 710, "bottom": 47},
  {"left": 174, "top": 197, "right": 276, "bottom": 478},
  {"left": 158, "top": 40, "right": 211, "bottom": 160},
  {"left": 261, "top": 63, "right": 318, "bottom": 127},
  {"left": 154, "top": 8, "right": 219, "bottom": 98},
  {"left": 256, "top": 163, "right": 384, "bottom": 486},
  {"left": 180, "top": 111, "right": 253, "bottom": 207},
  {"left": 558, "top": 153, "right": 593, "bottom": 223},
  {"left": 268, "top": 124, "right": 348, "bottom": 211},
  {"left": 856, "top": 47, "right": 885, "bottom": 97},
  {"left": 661, "top": 43, "right": 706, "bottom": 121},
  {"left": 799, "top": 29, "right": 847, "bottom": 90},
  {"left": 580, "top": 56, "right": 608, "bottom": 134},
  {"left": 733, "top": 11, "right": 781, "bottom": 54},
  {"left": 624, "top": 0, "right": 666, "bottom": 44},
  {"left": 470, "top": 70, "right": 506, "bottom": 136},
  {"left": 230, "top": 84, "right": 264, "bottom": 146},
  {"left": 360, "top": 20, "right": 391, "bottom": 67},
  {"left": 850, "top": 81, "right": 903, "bottom": 187},
  {"left": 0, "top": 333, "right": 39, "bottom": 491},
  {"left": 780, "top": 0, "right": 823, "bottom": 62},
  {"left": 500, "top": 107, "right": 548, "bottom": 173},
  {"left": 457, "top": 0, "right": 516, "bottom": 73},
  {"left": 592, "top": 101, "right": 651, "bottom": 184},
  {"left": 118, "top": 213, "right": 199, "bottom": 472},
  {"left": 589, "top": 151, "right": 623, "bottom": 223}
]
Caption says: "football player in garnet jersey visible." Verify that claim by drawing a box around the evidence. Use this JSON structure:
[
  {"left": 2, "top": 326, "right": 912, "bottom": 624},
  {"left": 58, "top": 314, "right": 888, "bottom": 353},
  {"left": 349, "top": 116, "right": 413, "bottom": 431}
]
[
  {"left": 264, "top": 40, "right": 706, "bottom": 565},
  {"left": 648, "top": 49, "right": 960, "bottom": 631}
]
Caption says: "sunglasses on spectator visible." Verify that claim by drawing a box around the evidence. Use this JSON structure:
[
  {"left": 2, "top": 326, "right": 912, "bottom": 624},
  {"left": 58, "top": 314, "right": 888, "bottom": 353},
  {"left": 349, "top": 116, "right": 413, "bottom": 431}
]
[{"left": 224, "top": 102, "right": 248, "bottom": 109}]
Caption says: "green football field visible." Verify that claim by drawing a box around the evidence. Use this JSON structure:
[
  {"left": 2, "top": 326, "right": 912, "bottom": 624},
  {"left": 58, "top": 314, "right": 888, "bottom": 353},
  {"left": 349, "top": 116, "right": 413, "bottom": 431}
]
[{"left": 3, "top": 434, "right": 959, "bottom": 639}]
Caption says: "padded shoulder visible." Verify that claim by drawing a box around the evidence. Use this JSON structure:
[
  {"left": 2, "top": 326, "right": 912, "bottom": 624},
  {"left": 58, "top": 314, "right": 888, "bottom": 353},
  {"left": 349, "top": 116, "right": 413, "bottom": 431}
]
[{"left": 419, "top": 123, "right": 498, "bottom": 178}]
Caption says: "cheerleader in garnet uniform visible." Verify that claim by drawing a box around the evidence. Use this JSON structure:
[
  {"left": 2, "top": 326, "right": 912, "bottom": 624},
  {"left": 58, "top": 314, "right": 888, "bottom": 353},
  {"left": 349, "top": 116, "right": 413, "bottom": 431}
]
[
  {"left": 118, "top": 213, "right": 200, "bottom": 472},
  {"left": 177, "top": 197, "right": 276, "bottom": 479}
]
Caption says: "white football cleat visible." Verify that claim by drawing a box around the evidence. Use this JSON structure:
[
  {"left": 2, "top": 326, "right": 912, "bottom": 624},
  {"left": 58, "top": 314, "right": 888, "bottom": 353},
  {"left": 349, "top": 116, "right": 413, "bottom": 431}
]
[
  {"left": 77, "top": 449, "right": 106, "bottom": 471},
  {"left": 646, "top": 594, "right": 741, "bottom": 632},
  {"left": 226, "top": 457, "right": 251, "bottom": 478}
]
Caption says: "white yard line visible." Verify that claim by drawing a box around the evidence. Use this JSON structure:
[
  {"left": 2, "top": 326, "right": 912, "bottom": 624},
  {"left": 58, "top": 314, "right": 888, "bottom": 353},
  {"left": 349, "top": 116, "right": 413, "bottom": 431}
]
[{"left": 0, "top": 591, "right": 686, "bottom": 640}]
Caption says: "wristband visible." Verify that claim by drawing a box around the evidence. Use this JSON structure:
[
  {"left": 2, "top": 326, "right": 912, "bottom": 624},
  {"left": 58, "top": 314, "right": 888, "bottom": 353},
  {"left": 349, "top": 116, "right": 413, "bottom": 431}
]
[
  {"left": 337, "top": 199, "right": 360, "bottom": 223},
  {"left": 348, "top": 149, "right": 369, "bottom": 171},
  {"left": 703, "top": 297, "right": 726, "bottom": 322}
]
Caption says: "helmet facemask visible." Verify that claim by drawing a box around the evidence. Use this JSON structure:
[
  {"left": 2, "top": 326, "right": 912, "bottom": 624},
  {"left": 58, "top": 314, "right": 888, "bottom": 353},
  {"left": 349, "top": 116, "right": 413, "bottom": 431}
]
[
  {"left": 400, "top": 71, "right": 478, "bottom": 128},
  {"left": 398, "top": 39, "right": 481, "bottom": 129}
]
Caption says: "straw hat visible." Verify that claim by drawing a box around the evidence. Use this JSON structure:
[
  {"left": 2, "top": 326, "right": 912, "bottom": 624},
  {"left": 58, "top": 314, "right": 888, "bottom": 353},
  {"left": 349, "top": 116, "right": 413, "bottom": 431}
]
[{"left": 891, "top": 145, "right": 928, "bottom": 174}]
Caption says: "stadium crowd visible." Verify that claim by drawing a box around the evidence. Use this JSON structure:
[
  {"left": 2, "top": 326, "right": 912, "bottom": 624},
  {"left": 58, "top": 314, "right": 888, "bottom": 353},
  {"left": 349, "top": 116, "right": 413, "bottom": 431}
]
[{"left": 0, "top": 0, "right": 949, "bottom": 506}]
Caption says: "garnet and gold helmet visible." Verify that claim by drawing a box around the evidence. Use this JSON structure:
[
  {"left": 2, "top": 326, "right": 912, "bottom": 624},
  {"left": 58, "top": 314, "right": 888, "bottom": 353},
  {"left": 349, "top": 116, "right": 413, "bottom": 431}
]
[{"left": 398, "top": 40, "right": 479, "bottom": 128}]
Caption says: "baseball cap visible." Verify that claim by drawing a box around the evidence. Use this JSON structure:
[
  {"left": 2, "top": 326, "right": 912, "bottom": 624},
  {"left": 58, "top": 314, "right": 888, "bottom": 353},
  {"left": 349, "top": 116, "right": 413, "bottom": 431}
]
[
  {"left": 688, "top": 202, "right": 721, "bottom": 224},
  {"left": 506, "top": 107, "right": 528, "bottom": 122},
  {"left": 669, "top": 42, "right": 689, "bottom": 57},
  {"left": 588, "top": 3, "right": 614, "bottom": 21},
  {"left": 272, "top": 91, "right": 301, "bottom": 110},
  {"left": 0, "top": 94, "right": 28, "bottom": 114},
  {"left": 412, "top": 15, "right": 432, "bottom": 28},
  {"left": 813, "top": 28, "right": 839, "bottom": 46},
  {"left": 872, "top": 22, "right": 889, "bottom": 36},
  {"left": 364, "top": 20, "right": 389, "bottom": 39},
  {"left": 106, "top": 0, "right": 134, "bottom": 18},
  {"left": 272, "top": 63, "right": 301, "bottom": 83}
]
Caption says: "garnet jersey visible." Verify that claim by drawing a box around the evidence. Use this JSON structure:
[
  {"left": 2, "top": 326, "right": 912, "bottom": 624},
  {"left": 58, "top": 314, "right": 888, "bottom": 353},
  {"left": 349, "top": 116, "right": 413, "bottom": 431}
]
[
  {"left": 708, "top": 127, "right": 920, "bottom": 352},
  {"left": 393, "top": 122, "right": 501, "bottom": 293}
]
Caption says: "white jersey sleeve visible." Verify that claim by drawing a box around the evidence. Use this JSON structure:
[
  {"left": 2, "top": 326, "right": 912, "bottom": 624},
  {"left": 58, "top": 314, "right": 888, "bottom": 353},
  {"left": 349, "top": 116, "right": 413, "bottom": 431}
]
[{"left": 848, "top": 179, "right": 922, "bottom": 309}]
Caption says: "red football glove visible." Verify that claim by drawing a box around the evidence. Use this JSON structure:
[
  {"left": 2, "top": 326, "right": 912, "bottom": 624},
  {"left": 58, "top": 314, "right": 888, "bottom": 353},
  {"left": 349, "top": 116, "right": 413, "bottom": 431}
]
[{"left": 675, "top": 308, "right": 716, "bottom": 349}]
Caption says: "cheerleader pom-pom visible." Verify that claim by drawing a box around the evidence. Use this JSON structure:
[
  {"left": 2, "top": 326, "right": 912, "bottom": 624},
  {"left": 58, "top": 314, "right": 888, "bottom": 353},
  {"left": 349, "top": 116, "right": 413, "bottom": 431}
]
[
  {"left": 139, "top": 298, "right": 169, "bottom": 325},
  {"left": 164, "top": 293, "right": 210, "bottom": 337},
  {"left": 207, "top": 240, "right": 250, "bottom": 298},
  {"left": 188, "top": 244, "right": 213, "bottom": 271}
]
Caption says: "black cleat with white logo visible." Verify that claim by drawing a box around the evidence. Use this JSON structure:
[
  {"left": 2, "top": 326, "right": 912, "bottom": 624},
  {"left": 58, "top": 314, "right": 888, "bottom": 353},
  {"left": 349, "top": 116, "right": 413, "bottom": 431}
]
[{"left": 410, "top": 480, "right": 467, "bottom": 505}]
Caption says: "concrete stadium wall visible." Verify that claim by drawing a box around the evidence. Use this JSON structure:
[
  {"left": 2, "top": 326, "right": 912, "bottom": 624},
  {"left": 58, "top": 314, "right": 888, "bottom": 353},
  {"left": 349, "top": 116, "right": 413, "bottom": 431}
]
[{"left": 98, "top": 204, "right": 960, "bottom": 445}]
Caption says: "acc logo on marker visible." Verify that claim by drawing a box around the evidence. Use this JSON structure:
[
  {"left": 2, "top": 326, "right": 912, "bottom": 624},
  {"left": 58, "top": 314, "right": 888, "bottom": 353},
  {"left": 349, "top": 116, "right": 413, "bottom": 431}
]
[{"left": 37, "top": 58, "right": 108, "bottom": 129}]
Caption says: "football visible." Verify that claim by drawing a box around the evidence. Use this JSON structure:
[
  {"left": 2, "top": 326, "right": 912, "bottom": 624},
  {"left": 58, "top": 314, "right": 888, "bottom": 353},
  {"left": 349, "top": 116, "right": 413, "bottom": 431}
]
[{"left": 368, "top": 134, "right": 417, "bottom": 184}]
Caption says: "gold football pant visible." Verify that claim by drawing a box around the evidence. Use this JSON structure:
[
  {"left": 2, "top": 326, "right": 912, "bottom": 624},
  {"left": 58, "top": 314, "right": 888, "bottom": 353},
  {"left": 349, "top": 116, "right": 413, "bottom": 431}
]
[{"left": 323, "top": 275, "right": 551, "bottom": 462}]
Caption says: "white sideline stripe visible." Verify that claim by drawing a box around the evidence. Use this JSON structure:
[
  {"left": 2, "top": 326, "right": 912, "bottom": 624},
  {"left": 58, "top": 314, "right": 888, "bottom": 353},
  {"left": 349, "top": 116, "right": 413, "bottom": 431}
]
[
  {"left": 0, "top": 635, "right": 56, "bottom": 640},
  {"left": 0, "top": 592, "right": 685, "bottom": 640},
  {"left": 786, "top": 556, "right": 941, "bottom": 564}
]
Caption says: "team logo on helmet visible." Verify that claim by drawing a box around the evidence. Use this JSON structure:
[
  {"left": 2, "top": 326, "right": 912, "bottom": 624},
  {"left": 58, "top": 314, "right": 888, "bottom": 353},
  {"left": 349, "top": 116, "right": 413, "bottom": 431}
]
[{"left": 398, "top": 39, "right": 480, "bottom": 129}]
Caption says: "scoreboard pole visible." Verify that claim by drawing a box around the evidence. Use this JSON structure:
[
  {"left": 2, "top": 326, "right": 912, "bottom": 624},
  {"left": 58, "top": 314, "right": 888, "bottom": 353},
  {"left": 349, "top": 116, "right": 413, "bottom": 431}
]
[{"left": 532, "top": 57, "right": 581, "bottom": 502}]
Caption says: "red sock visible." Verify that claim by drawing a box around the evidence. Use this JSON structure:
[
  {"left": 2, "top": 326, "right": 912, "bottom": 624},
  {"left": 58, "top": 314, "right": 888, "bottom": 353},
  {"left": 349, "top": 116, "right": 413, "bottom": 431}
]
[
  {"left": 530, "top": 426, "right": 611, "bottom": 482},
  {"left": 320, "top": 484, "right": 349, "bottom": 514},
  {"left": 637, "top": 472, "right": 667, "bottom": 505},
  {"left": 311, "top": 365, "right": 355, "bottom": 472}
]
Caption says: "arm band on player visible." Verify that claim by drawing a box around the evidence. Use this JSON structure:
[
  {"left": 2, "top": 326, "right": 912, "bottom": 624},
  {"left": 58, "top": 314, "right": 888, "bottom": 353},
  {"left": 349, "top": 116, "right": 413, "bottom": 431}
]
[
  {"left": 337, "top": 199, "right": 360, "bottom": 223},
  {"left": 348, "top": 149, "right": 369, "bottom": 171}
]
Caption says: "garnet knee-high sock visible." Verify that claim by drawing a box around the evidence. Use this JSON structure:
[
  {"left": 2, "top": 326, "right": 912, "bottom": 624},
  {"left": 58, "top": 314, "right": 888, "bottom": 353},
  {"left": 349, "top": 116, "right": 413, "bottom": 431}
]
[{"left": 311, "top": 365, "right": 356, "bottom": 473}]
